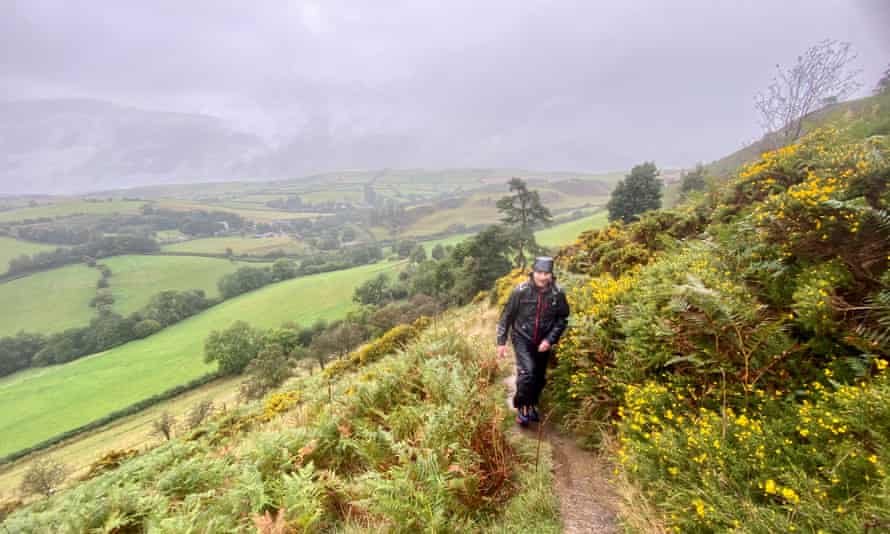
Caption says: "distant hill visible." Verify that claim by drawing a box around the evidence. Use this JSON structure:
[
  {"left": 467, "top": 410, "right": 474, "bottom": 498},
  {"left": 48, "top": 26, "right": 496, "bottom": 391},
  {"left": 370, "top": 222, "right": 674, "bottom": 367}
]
[
  {"left": 708, "top": 91, "right": 890, "bottom": 177},
  {"left": 0, "top": 99, "right": 267, "bottom": 195}
]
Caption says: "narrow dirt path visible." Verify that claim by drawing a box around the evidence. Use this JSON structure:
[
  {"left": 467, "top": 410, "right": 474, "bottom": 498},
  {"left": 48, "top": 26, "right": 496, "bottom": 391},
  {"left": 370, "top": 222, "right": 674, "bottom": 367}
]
[{"left": 469, "top": 305, "right": 620, "bottom": 533}]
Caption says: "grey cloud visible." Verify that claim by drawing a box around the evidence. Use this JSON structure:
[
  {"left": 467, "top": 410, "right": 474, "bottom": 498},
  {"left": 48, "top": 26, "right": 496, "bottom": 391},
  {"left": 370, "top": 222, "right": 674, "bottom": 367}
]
[{"left": 1, "top": 0, "right": 888, "bottom": 192}]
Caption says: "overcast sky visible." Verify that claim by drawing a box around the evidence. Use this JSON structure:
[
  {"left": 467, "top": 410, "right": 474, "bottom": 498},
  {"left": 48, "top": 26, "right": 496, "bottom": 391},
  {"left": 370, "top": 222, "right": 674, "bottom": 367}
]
[{"left": 2, "top": 0, "right": 889, "bottom": 174}]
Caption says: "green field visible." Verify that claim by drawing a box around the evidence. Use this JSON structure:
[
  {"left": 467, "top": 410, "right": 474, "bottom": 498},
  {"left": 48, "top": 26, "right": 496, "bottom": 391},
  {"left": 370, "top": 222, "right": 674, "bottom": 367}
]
[
  {"left": 0, "top": 237, "right": 61, "bottom": 274},
  {"left": 0, "top": 375, "right": 244, "bottom": 496},
  {"left": 155, "top": 200, "right": 323, "bottom": 222},
  {"left": 101, "top": 255, "right": 249, "bottom": 315},
  {"left": 162, "top": 235, "right": 305, "bottom": 256},
  {"left": 412, "top": 210, "right": 608, "bottom": 255},
  {"left": 0, "top": 260, "right": 402, "bottom": 458},
  {"left": 537, "top": 211, "right": 609, "bottom": 248},
  {"left": 0, "top": 264, "right": 99, "bottom": 337},
  {"left": 0, "top": 200, "right": 144, "bottom": 223}
]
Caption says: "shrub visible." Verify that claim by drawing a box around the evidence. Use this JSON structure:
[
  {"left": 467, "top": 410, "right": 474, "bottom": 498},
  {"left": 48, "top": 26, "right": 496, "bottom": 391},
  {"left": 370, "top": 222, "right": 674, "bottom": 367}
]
[{"left": 19, "top": 458, "right": 68, "bottom": 497}]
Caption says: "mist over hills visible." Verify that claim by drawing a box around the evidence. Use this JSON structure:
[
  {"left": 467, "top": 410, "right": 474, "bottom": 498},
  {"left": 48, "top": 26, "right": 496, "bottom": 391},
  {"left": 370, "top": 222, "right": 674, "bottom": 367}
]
[
  {"left": 0, "top": 99, "right": 268, "bottom": 195},
  {"left": 0, "top": 99, "right": 628, "bottom": 196}
]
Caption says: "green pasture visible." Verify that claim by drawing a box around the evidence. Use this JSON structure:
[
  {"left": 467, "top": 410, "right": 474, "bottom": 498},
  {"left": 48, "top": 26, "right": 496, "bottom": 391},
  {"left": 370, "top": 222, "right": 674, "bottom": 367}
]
[
  {"left": 537, "top": 211, "right": 609, "bottom": 248},
  {"left": 0, "top": 260, "right": 402, "bottom": 458},
  {"left": 162, "top": 235, "right": 305, "bottom": 256},
  {"left": 155, "top": 200, "right": 322, "bottom": 222},
  {"left": 0, "top": 237, "right": 61, "bottom": 274},
  {"left": 101, "top": 255, "right": 249, "bottom": 315},
  {"left": 0, "top": 200, "right": 144, "bottom": 223},
  {"left": 0, "top": 264, "right": 99, "bottom": 337}
]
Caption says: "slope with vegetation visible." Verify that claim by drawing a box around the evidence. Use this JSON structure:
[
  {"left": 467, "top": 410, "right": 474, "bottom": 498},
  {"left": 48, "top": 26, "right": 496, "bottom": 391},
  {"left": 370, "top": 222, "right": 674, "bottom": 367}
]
[
  {"left": 3, "top": 306, "right": 561, "bottom": 532},
  {"left": 544, "top": 125, "right": 889, "bottom": 531},
  {"left": 0, "top": 261, "right": 401, "bottom": 459}
]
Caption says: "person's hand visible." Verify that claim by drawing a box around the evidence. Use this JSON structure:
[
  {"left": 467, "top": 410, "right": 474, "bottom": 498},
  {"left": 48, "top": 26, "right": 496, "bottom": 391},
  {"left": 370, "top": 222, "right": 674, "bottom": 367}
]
[
  {"left": 538, "top": 340, "right": 551, "bottom": 352},
  {"left": 497, "top": 345, "right": 507, "bottom": 359}
]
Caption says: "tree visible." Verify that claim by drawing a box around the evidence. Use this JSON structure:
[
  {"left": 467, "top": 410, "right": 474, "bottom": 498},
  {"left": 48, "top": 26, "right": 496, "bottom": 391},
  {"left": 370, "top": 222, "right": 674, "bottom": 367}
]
[
  {"left": 431, "top": 243, "right": 445, "bottom": 260},
  {"left": 186, "top": 400, "right": 214, "bottom": 429},
  {"left": 19, "top": 458, "right": 67, "bottom": 497},
  {"left": 341, "top": 227, "right": 357, "bottom": 242},
  {"left": 876, "top": 63, "right": 890, "bottom": 95},
  {"left": 396, "top": 240, "right": 417, "bottom": 258},
  {"left": 680, "top": 163, "right": 707, "bottom": 194},
  {"left": 755, "top": 39, "right": 862, "bottom": 146},
  {"left": 309, "top": 322, "right": 366, "bottom": 368},
  {"left": 450, "top": 225, "right": 514, "bottom": 302},
  {"left": 409, "top": 244, "right": 427, "bottom": 264},
  {"left": 240, "top": 343, "right": 294, "bottom": 399},
  {"left": 204, "top": 321, "right": 263, "bottom": 375},
  {"left": 271, "top": 258, "right": 298, "bottom": 282},
  {"left": 152, "top": 412, "right": 177, "bottom": 441},
  {"left": 607, "top": 162, "right": 663, "bottom": 223},
  {"left": 496, "top": 178, "right": 552, "bottom": 268},
  {"left": 133, "top": 319, "right": 162, "bottom": 339},
  {"left": 353, "top": 273, "right": 393, "bottom": 306},
  {"left": 218, "top": 267, "right": 273, "bottom": 299}
]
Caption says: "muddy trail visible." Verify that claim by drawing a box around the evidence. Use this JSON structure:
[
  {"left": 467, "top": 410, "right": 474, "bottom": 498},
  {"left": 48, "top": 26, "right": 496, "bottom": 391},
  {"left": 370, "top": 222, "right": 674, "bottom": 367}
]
[{"left": 469, "top": 306, "right": 620, "bottom": 533}]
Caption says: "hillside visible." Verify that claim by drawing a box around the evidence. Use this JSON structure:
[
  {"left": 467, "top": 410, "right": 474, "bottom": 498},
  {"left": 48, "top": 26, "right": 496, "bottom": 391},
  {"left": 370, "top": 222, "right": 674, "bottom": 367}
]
[
  {"left": 0, "top": 99, "right": 266, "bottom": 195},
  {"left": 545, "top": 125, "right": 890, "bottom": 531},
  {"left": 0, "top": 261, "right": 401, "bottom": 458},
  {"left": 2, "top": 305, "right": 563, "bottom": 532},
  {"left": 708, "top": 90, "right": 890, "bottom": 177}
]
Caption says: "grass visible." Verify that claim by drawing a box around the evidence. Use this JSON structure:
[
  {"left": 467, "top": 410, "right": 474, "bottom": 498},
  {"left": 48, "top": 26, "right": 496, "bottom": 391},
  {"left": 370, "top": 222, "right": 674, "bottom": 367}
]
[
  {"left": 403, "top": 191, "right": 608, "bottom": 238},
  {"left": 412, "top": 210, "right": 608, "bottom": 253},
  {"left": 0, "top": 200, "right": 144, "bottom": 222},
  {"left": 0, "top": 237, "right": 62, "bottom": 274},
  {"left": 161, "top": 235, "right": 305, "bottom": 256},
  {"left": 536, "top": 211, "right": 609, "bottom": 248},
  {"left": 0, "top": 375, "right": 243, "bottom": 496},
  {"left": 101, "top": 255, "right": 249, "bottom": 315},
  {"left": 0, "top": 260, "right": 403, "bottom": 458},
  {"left": 155, "top": 200, "right": 324, "bottom": 222},
  {"left": 0, "top": 264, "right": 99, "bottom": 337},
  {"left": 4, "top": 303, "right": 562, "bottom": 532}
]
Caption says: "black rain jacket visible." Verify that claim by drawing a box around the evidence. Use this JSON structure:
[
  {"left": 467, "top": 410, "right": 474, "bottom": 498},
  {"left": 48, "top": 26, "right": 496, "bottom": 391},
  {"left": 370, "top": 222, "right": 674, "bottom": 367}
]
[{"left": 496, "top": 276, "right": 570, "bottom": 347}]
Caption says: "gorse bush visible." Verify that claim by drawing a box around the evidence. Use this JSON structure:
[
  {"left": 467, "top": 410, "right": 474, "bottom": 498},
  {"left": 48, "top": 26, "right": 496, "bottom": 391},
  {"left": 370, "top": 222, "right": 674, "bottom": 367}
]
[{"left": 544, "top": 127, "right": 890, "bottom": 531}]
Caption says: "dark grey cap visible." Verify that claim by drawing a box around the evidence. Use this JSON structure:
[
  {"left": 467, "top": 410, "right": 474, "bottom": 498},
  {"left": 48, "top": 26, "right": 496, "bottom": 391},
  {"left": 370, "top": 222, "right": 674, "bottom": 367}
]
[{"left": 532, "top": 256, "right": 554, "bottom": 273}]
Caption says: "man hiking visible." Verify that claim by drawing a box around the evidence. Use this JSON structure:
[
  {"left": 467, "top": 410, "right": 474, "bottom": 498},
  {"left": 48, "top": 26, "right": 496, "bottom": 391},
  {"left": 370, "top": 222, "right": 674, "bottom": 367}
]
[{"left": 497, "top": 256, "right": 570, "bottom": 426}]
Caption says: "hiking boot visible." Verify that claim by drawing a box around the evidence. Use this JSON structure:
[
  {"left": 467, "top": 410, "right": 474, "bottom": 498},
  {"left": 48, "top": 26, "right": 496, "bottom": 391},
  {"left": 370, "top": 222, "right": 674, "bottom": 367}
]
[
  {"left": 515, "top": 411, "right": 530, "bottom": 427},
  {"left": 528, "top": 407, "right": 540, "bottom": 423}
]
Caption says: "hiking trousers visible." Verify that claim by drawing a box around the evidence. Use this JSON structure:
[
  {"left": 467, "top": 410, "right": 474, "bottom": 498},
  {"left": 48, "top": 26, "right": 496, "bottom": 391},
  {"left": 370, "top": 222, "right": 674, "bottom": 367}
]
[{"left": 512, "top": 337, "right": 550, "bottom": 408}]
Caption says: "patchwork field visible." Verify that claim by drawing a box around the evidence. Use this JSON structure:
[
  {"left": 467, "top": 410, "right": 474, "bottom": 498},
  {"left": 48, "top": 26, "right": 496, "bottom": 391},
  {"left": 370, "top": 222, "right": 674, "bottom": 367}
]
[
  {"left": 155, "top": 200, "right": 323, "bottom": 222},
  {"left": 0, "top": 236, "right": 62, "bottom": 274},
  {"left": 101, "top": 255, "right": 249, "bottom": 315},
  {"left": 161, "top": 235, "right": 305, "bottom": 256},
  {"left": 0, "top": 260, "right": 402, "bottom": 458},
  {"left": 0, "top": 264, "right": 99, "bottom": 337},
  {"left": 0, "top": 200, "right": 145, "bottom": 222}
]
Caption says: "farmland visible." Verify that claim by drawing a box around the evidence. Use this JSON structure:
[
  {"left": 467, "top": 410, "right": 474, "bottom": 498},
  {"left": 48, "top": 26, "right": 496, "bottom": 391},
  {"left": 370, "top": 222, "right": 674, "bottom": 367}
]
[
  {"left": 161, "top": 235, "right": 305, "bottom": 256},
  {"left": 0, "top": 260, "right": 402, "bottom": 457},
  {"left": 536, "top": 210, "right": 609, "bottom": 248},
  {"left": 101, "top": 255, "right": 249, "bottom": 315},
  {"left": 0, "top": 236, "right": 61, "bottom": 274},
  {"left": 0, "top": 199, "right": 145, "bottom": 222},
  {"left": 0, "top": 264, "right": 99, "bottom": 337}
]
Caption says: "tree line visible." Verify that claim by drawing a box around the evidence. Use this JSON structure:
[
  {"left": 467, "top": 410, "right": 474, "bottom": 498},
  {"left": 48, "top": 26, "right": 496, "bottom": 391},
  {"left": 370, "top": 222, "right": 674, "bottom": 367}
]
[
  {"left": 6, "top": 236, "right": 159, "bottom": 275},
  {"left": 0, "top": 288, "right": 215, "bottom": 376}
]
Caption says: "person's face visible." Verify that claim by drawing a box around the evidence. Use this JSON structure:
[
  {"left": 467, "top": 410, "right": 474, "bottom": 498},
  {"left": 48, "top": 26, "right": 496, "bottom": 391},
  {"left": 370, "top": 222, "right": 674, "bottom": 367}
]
[{"left": 533, "top": 270, "right": 552, "bottom": 287}]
